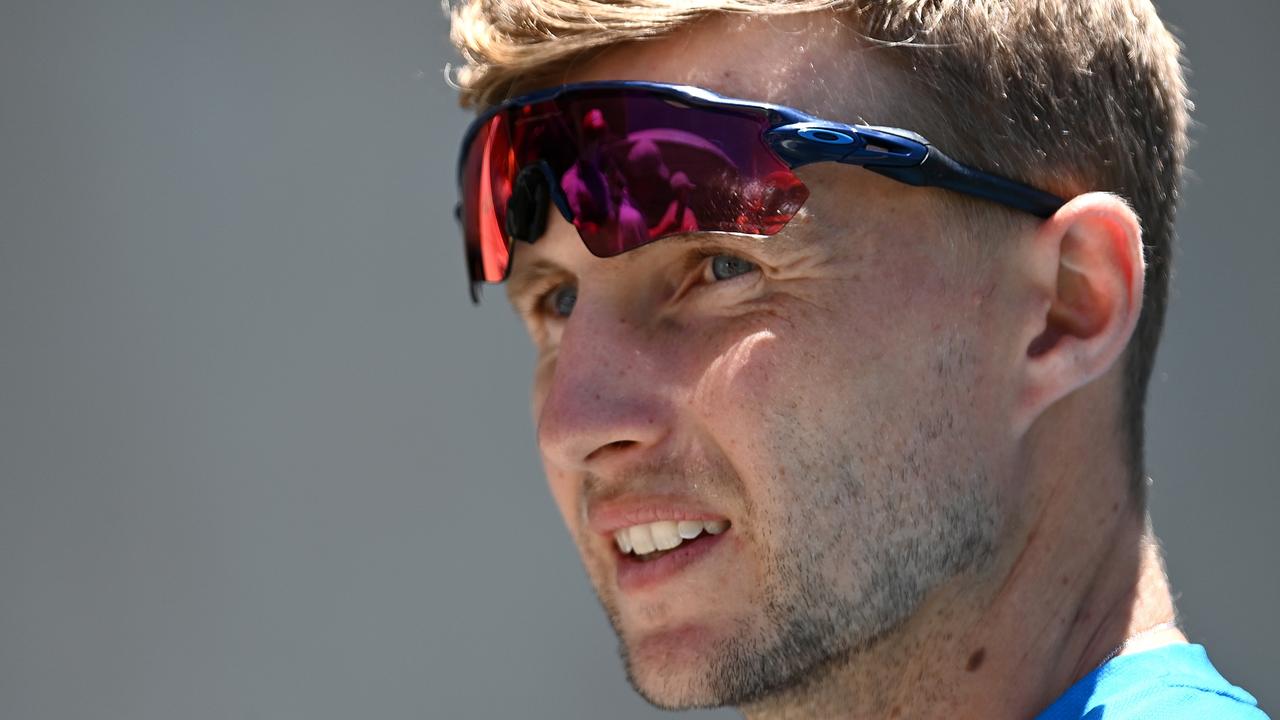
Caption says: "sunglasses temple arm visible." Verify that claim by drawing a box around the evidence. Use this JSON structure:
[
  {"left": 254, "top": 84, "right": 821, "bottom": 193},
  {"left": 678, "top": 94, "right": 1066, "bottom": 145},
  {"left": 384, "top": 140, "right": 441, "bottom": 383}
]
[{"left": 865, "top": 148, "right": 1066, "bottom": 219}]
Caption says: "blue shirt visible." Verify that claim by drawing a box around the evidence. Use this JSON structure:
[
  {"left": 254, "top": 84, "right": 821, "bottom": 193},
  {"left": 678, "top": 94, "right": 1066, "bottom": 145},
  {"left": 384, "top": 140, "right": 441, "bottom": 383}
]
[{"left": 1036, "top": 643, "right": 1270, "bottom": 719}]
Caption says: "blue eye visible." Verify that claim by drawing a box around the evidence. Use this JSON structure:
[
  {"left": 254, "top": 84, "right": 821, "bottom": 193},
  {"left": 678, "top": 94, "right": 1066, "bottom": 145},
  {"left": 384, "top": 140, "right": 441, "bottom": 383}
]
[
  {"left": 709, "top": 255, "right": 758, "bottom": 281},
  {"left": 542, "top": 284, "right": 577, "bottom": 318}
]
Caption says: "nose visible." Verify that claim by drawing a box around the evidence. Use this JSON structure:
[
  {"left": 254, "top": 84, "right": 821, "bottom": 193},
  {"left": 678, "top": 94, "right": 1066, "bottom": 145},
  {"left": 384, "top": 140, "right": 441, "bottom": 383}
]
[{"left": 535, "top": 300, "right": 673, "bottom": 475}]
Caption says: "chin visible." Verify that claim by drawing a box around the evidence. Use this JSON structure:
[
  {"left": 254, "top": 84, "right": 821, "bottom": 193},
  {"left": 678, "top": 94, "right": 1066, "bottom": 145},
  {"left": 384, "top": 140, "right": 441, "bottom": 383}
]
[
  {"left": 619, "top": 624, "right": 731, "bottom": 710},
  {"left": 625, "top": 659, "right": 723, "bottom": 710}
]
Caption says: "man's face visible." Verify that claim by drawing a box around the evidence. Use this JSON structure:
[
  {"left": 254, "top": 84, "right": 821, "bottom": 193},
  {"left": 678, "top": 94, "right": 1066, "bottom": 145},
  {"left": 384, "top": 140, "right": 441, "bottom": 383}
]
[{"left": 504, "top": 15, "right": 1024, "bottom": 710}]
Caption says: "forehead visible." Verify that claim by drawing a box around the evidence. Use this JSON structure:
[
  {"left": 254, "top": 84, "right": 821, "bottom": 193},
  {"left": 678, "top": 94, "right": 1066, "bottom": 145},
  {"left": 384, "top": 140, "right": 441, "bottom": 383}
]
[{"left": 559, "top": 11, "right": 898, "bottom": 124}]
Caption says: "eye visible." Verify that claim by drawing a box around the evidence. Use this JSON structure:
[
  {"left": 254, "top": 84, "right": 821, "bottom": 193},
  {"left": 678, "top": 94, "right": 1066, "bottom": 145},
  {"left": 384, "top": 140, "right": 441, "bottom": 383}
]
[
  {"left": 707, "top": 254, "right": 759, "bottom": 282},
  {"left": 539, "top": 283, "right": 577, "bottom": 319}
]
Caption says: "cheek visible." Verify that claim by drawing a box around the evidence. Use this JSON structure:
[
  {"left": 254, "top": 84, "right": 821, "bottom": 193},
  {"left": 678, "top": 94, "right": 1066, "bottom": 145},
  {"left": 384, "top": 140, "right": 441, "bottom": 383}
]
[
  {"left": 687, "top": 316, "right": 848, "bottom": 483},
  {"left": 686, "top": 288, "right": 984, "bottom": 491},
  {"left": 540, "top": 461, "right": 576, "bottom": 525},
  {"left": 689, "top": 302, "right": 878, "bottom": 425},
  {"left": 530, "top": 356, "right": 579, "bottom": 528},
  {"left": 689, "top": 323, "right": 802, "bottom": 431},
  {"left": 530, "top": 351, "right": 555, "bottom": 421}
]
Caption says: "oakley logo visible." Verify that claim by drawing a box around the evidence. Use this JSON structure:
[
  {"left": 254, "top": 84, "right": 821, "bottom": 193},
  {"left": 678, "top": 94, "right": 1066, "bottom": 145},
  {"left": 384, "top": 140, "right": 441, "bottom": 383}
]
[{"left": 797, "top": 128, "right": 855, "bottom": 145}]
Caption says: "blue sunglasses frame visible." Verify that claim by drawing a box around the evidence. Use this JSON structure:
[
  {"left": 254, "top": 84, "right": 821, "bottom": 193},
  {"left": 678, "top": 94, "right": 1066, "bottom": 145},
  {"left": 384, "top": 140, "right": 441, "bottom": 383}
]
[{"left": 457, "top": 81, "right": 1067, "bottom": 300}]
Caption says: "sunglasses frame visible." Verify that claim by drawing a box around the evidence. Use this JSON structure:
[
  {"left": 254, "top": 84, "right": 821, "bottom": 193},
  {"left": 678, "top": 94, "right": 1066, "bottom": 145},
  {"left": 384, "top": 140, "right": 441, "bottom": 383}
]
[{"left": 456, "top": 80, "right": 1067, "bottom": 302}]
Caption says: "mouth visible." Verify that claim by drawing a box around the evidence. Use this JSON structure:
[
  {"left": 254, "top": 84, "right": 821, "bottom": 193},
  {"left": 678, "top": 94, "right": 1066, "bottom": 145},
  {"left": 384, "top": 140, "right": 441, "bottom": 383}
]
[
  {"left": 611, "top": 519, "right": 731, "bottom": 592},
  {"left": 614, "top": 519, "right": 728, "bottom": 558}
]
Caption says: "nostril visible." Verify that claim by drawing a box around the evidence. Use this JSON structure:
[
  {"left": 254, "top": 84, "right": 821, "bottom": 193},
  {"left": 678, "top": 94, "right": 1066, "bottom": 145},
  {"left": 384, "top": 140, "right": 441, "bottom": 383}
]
[{"left": 585, "top": 440, "right": 638, "bottom": 463}]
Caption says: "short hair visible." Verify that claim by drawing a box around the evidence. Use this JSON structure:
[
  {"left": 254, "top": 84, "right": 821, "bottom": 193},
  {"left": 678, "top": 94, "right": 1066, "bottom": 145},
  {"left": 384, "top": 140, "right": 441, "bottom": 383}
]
[{"left": 448, "top": 0, "right": 1191, "bottom": 502}]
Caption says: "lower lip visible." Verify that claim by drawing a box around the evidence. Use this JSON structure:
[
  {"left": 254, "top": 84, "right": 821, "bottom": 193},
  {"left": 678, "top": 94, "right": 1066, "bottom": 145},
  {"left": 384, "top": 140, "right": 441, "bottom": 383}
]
[{"left": 615, "top": 531, "right": 729, "bottom": 593}]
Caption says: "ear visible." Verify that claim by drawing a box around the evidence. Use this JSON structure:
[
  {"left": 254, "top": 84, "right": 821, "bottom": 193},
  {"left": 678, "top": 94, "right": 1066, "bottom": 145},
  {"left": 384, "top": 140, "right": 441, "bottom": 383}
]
[{"left": 1012, "top": 192, "right": 1145, "bottom": 434}]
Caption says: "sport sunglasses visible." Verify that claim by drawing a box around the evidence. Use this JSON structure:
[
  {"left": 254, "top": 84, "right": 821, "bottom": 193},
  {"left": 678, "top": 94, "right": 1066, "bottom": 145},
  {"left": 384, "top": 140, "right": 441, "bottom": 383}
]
[{"left": 456, "top": 80, "right": 1066, "bottom": 302}]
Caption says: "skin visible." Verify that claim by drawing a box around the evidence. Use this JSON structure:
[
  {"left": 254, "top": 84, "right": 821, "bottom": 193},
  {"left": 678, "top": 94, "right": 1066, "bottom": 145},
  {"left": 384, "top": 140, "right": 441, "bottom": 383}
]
[{"left": 500, "top": 12, "right": 1185, "bottom": 719}]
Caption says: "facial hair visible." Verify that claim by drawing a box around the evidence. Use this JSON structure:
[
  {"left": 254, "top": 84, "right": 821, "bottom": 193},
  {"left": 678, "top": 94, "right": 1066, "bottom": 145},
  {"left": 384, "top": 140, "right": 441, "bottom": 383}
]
[{"left": 588, "top": 339, "right": 1001, "bottom": 710}]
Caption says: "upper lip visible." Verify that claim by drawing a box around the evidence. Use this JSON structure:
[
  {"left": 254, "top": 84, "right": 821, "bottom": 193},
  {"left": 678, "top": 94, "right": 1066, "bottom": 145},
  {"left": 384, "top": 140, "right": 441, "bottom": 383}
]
[{"left": 586, "top": 495, "right": 731, "bottom": 537}]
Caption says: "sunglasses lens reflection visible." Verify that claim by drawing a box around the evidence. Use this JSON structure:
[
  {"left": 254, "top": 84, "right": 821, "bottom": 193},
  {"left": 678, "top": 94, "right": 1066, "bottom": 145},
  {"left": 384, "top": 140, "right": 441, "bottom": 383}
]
[
  {"left": 462, "top": 114, "right": 516, "bottom": 286},
  {"left": 462, "top": 89, "right": 809, "bottom": 288}
]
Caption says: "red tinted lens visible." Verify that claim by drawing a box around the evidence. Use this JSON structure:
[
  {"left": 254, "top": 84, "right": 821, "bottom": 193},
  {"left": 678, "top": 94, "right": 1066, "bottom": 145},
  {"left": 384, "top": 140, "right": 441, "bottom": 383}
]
[
  {"left": 509, "top": 90, "right": 807, "bottom": 258},
  {"left": 461, "top": 114, "right": 515, "bottom": 285}
]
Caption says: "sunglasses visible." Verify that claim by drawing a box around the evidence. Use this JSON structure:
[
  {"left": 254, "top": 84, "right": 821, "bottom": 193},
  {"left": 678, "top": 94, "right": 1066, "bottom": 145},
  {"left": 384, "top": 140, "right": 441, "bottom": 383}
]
[{"left": 456, "top": 81, "right": 1065, "bottom": 302}]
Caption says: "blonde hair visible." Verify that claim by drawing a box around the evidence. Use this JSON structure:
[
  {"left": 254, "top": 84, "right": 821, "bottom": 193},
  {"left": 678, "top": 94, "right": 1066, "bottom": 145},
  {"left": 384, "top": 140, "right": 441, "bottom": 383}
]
[{"left": 448, "top": 0, "right": 1191, "bottom": 496}]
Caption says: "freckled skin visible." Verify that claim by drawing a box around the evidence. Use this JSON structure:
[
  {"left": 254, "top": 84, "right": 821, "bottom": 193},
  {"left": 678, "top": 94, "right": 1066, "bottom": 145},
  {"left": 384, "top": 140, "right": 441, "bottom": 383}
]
[
  {"left": 513, "top": 17, "right": 1021, "bottom": 711},
  {"left": 502, "top": 11, "right": 1183, "bottom": 720}
]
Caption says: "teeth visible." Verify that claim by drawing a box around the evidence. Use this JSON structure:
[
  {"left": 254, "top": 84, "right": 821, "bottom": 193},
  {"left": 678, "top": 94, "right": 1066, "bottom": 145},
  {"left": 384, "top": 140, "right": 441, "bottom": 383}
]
[
  {"left": 651, "top": 521, "right": 680, "bottom": 550},
  {"left": 613, "top": 519, "right": 731, "bottom": 557},
  {"left": 677, "top": 521, "right": 704, "bottom": 539},
  {"left": 630, "top": 524, "right": 656, "bottom": 555}
]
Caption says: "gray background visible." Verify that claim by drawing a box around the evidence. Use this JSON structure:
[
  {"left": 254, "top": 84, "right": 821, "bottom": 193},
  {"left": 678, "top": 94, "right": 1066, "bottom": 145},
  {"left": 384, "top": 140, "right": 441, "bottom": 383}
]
[{"left": 0, "top": 1, "right": 1275, "bottom": 718}]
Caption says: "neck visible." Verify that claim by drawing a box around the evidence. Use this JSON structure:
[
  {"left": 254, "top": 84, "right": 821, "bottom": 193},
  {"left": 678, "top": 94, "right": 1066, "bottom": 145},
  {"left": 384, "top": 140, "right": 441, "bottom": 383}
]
[{"left": 741, "top": 434, "right": 1184, "bottom": 719}]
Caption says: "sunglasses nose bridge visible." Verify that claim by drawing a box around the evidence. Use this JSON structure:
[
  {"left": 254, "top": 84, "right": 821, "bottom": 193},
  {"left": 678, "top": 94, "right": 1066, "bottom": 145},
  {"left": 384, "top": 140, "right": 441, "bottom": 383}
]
[
  {"left": 541, "top": 166, "right": 576, "bottom": 227},
  {"left": 505, "top": 160, "right": 576, "bottom": 246}
]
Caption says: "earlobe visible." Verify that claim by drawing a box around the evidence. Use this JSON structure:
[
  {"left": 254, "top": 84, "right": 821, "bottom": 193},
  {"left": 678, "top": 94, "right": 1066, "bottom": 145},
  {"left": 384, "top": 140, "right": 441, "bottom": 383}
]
[{"left": 1016, "top": 193, "right": 1145, "bottom": 429}]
